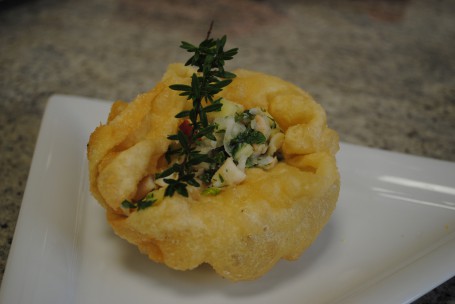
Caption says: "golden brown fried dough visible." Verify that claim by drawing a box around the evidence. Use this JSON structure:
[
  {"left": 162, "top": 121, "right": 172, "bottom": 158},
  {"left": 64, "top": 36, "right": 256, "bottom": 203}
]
[{"left": 87, "top": 64, "right": 340, "bottom": 281}]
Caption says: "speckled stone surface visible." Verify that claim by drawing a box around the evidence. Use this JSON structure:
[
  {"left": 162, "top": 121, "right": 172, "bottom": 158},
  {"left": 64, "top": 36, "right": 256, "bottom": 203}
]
[{"left": 0, "top": 0, "right": 454, "bottom": 302}]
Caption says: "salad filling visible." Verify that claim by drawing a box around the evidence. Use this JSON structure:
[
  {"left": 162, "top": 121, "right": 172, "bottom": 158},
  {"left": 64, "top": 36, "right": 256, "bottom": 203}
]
[{"left": 122, "top": 99, "right": 284, "bottom": 211}]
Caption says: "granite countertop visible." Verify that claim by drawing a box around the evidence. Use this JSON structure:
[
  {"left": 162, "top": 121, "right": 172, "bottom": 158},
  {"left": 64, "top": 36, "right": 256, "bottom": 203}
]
[{"left": 0, "top": 0, "right": 454, "bottom": 302}]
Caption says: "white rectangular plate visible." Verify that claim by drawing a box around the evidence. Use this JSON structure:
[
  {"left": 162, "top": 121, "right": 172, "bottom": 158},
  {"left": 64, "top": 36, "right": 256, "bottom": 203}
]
[{"left": 1, "top": 94, "right": 454, "bottom": 304}]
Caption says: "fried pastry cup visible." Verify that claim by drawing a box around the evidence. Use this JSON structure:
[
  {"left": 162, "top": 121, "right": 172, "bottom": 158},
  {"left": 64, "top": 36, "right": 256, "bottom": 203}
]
[{"left": 87, "top": 63, "right": 340, "bottom": 281}]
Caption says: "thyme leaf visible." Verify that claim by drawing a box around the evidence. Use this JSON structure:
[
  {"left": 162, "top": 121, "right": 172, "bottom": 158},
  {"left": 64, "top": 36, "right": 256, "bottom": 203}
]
[{"left": 121, "top": 192, "right": 157, "bottom": 211}]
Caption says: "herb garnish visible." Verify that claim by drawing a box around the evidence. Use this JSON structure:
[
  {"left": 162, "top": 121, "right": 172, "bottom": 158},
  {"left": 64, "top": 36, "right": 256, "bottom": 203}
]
[
  {"left": 121, "top": 192, "right": 157, "bottom": 211},
  {"left": 231, "top": 129, "right": 267, "bottom": 147},
  {"left": 158, "top": 26, "right": 238, "bottom": 197}
]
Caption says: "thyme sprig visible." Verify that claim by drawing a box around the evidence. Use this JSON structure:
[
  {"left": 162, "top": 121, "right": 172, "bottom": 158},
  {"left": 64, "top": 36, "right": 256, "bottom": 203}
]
[
  {"left": 121, "top": 192, "right": 157, "bottom": 211},
  {"left": 158, "top": 32, "right": 238, "bottom": 197}
]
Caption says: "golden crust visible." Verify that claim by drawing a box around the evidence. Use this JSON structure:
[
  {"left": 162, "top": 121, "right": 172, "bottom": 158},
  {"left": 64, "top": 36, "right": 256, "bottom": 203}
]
[{"left": 87, "top": 64, "right": 340, "bottom": 281}]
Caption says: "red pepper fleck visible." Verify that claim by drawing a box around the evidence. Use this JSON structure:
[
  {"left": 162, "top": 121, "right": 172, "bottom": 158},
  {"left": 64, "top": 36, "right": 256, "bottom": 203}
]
[{"left": 179, "top": 120, "right": 193, "bottom": 137}]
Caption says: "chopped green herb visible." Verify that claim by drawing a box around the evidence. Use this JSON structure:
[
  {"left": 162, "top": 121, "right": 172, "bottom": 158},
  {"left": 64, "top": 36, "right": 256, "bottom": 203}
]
[
  {"left": 231, "top": 128, "right": 266, "bottom": 147},
  {"left": 121, "top": 200, "right": 136, "bottom": 209},
  {"left": 121, "top": 192, "right": 157, "bottom": 211},
  {"left": 235, "top": 111, "right": 255, "bottom": 124},
  {"left": 202, "top": 187, "right": 221, "bottom": 195},
  {"left": 218, "top": 174, "right": 225, "bottom": 183},
  {"left": 137, "top": 200, "right": 154, "bottom": 210}
]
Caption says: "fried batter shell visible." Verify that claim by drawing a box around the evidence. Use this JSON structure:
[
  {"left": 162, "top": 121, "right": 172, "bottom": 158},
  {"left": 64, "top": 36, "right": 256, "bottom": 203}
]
[
  {"left": 88, "top": 64, "right": 340, "bottom": 281},
  {"left": 108, "top": 155, "right": 339, "bottom": 281},
  {"left": 87, "top": 64, "right": 194, "bottom": 212}
]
